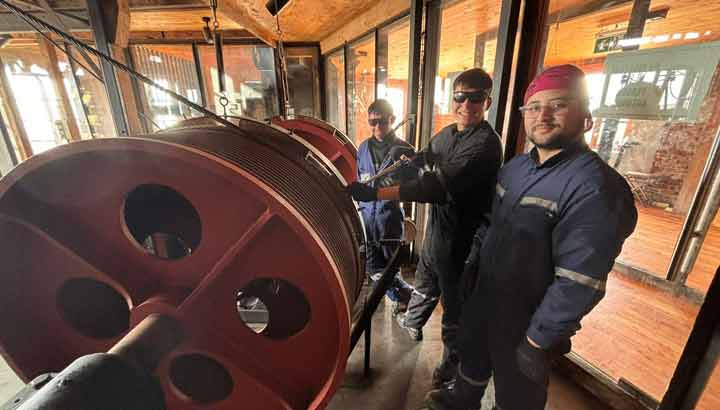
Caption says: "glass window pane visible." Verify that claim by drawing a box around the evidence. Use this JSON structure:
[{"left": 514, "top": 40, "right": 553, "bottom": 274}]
[
  {"left": 1, "top": 42, "right": 68, "bottom": 154},
  {"left": 56, "top": 55, "right": 92, "bottom": 140},
  {"left": 432, "top": 0, "right": 502, "bottom": 134},
  {"left": 130, "top": 45, "right": 202, "bottom": 130},
  {"left": 324, "top": 49, "right": 346, "bottom": 133},
  {"left": 66, "top": 48, "right": 116, "bottom": 139},
  {"left": 377, "top": 17, "right": 410, "bottom": 140},
  {"left": 0, "top": 96, "right": 19, "bottom": 170},
  {"left": 285, "top": 46, "right": 320, "bottom": 117},
  {"left": 542, "top": 0, "right": 720, "bottom": 404},
  {"left": 198, "top": 44, "right": 279, "bottom": 120},
  {"left": 347, "top": 34, "right": 375, "bottom": 144}
]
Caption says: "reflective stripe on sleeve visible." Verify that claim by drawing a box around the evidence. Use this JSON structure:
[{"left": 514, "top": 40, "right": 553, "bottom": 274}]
[
  {"left": 555, "top": 267, "right": 606, "bottom": 291},
  {"left": 520, "top": 196, "right": 558, "bottom": 213}
]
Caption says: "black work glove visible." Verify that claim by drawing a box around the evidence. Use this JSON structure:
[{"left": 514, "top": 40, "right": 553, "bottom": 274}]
[
  {"left": 347, "top": 181, "right": 378, "bottom": 202},
  {"left": 388, "top": 146, "right": 415, "bottom": 162},
  {"left": 549, "top": 338, "right": 572, "bottom": 356},
  {"left": 516, "top": 338, "right": 550, "bottom": 387}
]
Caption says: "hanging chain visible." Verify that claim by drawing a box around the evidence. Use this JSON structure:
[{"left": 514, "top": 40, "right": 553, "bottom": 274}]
[
  {"left": 210, "top": 0, "right": 220, "bottom": 30},
  {"left": 273, "top": 0, "right": 291, "bottom": 117}
]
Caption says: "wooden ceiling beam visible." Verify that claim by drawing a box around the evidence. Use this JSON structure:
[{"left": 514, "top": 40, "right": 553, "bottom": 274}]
[{"left": 206, "top": 0, "right": 278, "bottom": 47}]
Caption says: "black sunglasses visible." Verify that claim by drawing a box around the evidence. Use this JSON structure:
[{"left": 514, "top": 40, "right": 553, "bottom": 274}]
[
  {"left": 453, "top": 91, "right": 487, "bottom": 104},
  {"left": 368, "top": 117, "right": 390, "bottom": 127}
]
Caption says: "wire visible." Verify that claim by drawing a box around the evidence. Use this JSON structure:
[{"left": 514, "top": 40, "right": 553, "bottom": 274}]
[
  {"left": 8, "top": 4, "right": 103, "bottom": 82},
  {"left": 0, "top": 0, "right": 245, "bottom": 133}
]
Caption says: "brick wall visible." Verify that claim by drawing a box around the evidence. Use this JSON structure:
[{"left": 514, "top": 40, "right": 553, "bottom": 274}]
[{"left": 634, "top": 63, "right": 720, "bottom": 209}]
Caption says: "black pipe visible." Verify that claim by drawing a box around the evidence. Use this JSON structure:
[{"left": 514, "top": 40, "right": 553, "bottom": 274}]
[{"left": 349, "top": 246, "right": 404, "bottom": 352}]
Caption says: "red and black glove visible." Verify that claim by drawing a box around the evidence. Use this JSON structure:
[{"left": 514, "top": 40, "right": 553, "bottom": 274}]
[{"left": 347, "top": 182, "right": 377, "bottom": 202}]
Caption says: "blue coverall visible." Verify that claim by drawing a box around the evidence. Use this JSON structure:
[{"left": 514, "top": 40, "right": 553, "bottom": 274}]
[
  {"left": 458, "top": 143, "right": 638, "bottom": 409},
  {"left": 356, "top": 133, "right": 414, "bottom": 303}
]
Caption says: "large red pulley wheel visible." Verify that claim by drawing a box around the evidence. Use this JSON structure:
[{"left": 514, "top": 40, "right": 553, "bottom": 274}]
[
  {"left": 0, "top": 119, "right": 365, "bottom": 409},
  {"left": 270, "top": 115, "right": 358, "bottom": 182}
]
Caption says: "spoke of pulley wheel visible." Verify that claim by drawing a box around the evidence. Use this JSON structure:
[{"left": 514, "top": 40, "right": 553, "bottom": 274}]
[
  {"left": 174, "top": 209, "right": 345, "bottom": 409},
  {"left": 180, "top": 209, "right": 274, "bottom": 310},
  {"left": 0, "top": 215, "right": 131, "bottom": 380}
]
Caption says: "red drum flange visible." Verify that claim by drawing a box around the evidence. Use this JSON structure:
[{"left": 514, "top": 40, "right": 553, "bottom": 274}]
[
  {"left": 0, "top": 122, "right": 365, "bottom": 409},
  {"left": 271, "top": 115, "right": 357, "bottom": 182}
]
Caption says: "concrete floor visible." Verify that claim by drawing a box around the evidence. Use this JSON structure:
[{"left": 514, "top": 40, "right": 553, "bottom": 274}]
[
  {"left": 0, "top": 298, "right": 610, "bottom": 410},
  {"left": 329, "top": 298, "right": 611, "bottom": 410}
]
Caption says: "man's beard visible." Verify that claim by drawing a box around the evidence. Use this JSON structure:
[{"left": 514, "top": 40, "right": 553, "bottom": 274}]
[{"left": 528, "top": 124, "right": 580, "bottom": 150}]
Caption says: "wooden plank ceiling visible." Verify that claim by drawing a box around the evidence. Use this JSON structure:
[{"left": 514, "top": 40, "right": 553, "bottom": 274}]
[
  {"left": 129, "top": 0, "right": 382, "bottom": 42},
  {"left": 0, "top": 0, "right": 381, "bottom": 44}
]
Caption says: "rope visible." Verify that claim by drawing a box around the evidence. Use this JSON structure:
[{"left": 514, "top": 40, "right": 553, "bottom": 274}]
[{"left": 6, "top": 3, "right": 102, "bottom": 82}]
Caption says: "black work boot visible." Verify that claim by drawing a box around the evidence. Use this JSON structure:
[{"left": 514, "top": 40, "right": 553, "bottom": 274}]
[{"left": 425, "top": 370, "right": 487, "bottom": 410}]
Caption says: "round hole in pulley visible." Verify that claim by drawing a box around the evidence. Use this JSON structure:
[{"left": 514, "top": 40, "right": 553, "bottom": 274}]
[
  {"left": 236, "top": 278, "right": 310, "bottom": 339},
  {"left": 170, "top": 353, "right": 233, "bottom": 404},
  {"left": 57, "top": 278, "right": 130, "bottom": 339},
  {"left": 123, "top": 184, "right": 201, "bottom": 260}
]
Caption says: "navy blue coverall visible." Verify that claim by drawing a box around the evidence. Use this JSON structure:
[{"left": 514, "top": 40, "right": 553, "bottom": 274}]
[
  {"left": 458, "top": 143, "right": 637, "bottom": 409},
  {"left": 357, "top": 133, "right": 414, "bottom": 302}
]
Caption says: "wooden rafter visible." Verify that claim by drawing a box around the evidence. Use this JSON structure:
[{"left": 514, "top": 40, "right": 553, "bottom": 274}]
[
  {"left": 205, "top": 0, "right": 278, "bottom": 47},
  {"left": 0, "top": 56, "right": 33, "bottom": 159},
  {"left": 39, "top": 35, "right": 82, "bottom": 141}
]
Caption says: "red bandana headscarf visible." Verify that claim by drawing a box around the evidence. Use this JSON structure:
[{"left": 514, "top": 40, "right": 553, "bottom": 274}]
[{"left": 524, "top": 64, "right": 588, "bottom": 104}]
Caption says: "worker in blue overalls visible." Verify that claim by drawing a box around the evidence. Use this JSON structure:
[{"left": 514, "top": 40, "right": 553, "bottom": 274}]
[
  {"left": 356, "top": 99, "right": 415, "bottom": 315},
  {"left": 425, "top": 65, "right": 639, "bottom": 410}
]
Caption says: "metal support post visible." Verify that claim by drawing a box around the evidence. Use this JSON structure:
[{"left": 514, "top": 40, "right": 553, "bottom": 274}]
[
  {"left": 487, "top": 0, "right": 522, "bottom": 136},
  {"left": 660, "top": 265, "right": 720, "bottom": 410},
  {"left": 349, "top": 245, "right": 405, "bottom": 375},
  {"left": 502, "top": 0, "right": 550, "bottom": 161},
  {"left": 418, "top": 0, "right": 441, "bottom": 148},
  {"left": 86, "top": 0, "right": 129, "bottom": 136},
  {"left": 405, "top": 0, "right": 423, "bottom": 147},
  {"left": 0, "top": 107, "right": 17, "bottom": 169},
  {"left": 668, "top": 126, "right": 720, "bottom": 283}
]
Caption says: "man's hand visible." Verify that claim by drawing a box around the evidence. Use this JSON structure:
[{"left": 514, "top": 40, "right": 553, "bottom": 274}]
[
  {"left": 347, "top": 182, "right": 378, "bottom": 202},
  {"left": 515, "top": 337, "right": 550, "bottom": 386},
  {"left": 389, "top": 146, "right": 415, "bottom": 162}
]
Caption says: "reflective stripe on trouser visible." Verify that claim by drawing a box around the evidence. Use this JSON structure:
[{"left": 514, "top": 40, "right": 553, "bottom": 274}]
[{"left": 404, "top": 251, "right": 462, "bottom": 368}]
